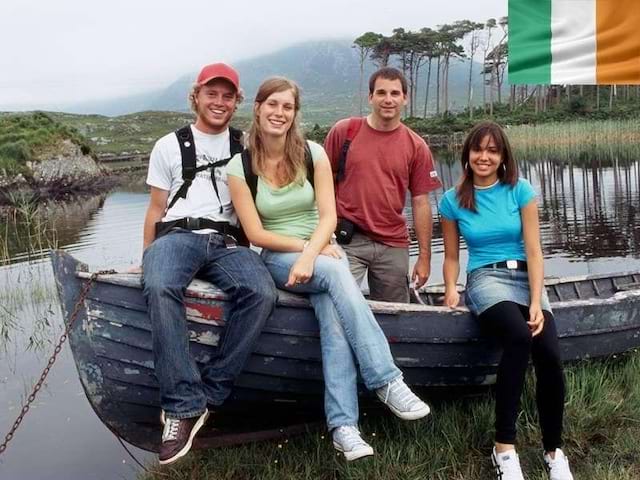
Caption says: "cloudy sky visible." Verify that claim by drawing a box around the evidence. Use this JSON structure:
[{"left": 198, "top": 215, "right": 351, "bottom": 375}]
[{"left": 0, "top": 0, "right": 507, "bottom": 110}]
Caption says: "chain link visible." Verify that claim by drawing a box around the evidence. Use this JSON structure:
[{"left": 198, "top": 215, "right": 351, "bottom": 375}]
[{"left": 0, "top": 269, "right": 117, "bottom": 456}]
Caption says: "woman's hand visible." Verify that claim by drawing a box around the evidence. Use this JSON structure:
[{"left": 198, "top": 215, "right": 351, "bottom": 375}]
[
  {"left": 319, "top": 244, "right": 342, "bottom": 259},
  {"left": 528, "top": 303, "right": 545, "bottom": 336},
  {"left": 285, "top": 255, "right": 315, "bottom": 287},
  {"left": 444, "top": 289, "right": 460, "bottom": 309}
]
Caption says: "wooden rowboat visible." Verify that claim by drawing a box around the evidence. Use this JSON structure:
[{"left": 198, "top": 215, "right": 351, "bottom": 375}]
[{"left": 51, "top": 250, "right": 640, "bottom": 452}]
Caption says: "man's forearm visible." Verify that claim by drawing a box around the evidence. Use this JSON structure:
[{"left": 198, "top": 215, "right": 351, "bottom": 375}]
[
  {"left": 142, "top": 206, "right": 164, "bottom": 252},
  {"left": 412, "top": 196, "right": 433, "bottom": 257}
]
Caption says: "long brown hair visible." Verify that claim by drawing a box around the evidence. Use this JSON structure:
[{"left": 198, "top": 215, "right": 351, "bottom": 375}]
[
  {"left": 456, "top": 121, "right": 518, "bottom": 212},
  {"left": 247, "top": 77, "right": 307, "bottom": 185}
]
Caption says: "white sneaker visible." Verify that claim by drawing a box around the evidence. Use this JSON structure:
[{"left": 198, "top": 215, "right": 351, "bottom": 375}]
[
  {"left": 332, "top": 426, "right": 374, "bottom": 461},
  {"left": 544, "top": 449, "right": 574, "bottom": 480},
  {"left": 491, "top": 447, "right": 525, "bottom": 480},
  {"left": 375, "top": 377, "right": 430, "bottom": 420}
]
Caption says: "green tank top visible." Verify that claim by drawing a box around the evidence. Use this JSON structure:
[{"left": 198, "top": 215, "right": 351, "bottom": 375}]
[{"left": 226, "top": 141, "right": 324, "bottom": 240}]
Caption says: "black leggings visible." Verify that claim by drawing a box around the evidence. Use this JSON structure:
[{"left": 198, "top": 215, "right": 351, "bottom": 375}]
[{"left": 479, "top": 301, "right": 565, "bottom": 451}]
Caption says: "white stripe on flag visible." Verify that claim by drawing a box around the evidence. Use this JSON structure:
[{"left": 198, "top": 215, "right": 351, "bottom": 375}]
[{"left": 551, "top": 0, "right": 597, "bottom": 84}]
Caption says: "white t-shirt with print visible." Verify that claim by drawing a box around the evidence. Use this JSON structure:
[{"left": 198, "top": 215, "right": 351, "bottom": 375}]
[{"left": 146, "top": 125, "right": 238, "bottom": 227}]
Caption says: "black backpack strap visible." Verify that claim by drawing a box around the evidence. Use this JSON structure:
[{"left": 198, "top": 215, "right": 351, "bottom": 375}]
[
  {"left": 229, "top": 126, "right": 244, "bottom": 156},
  {"left": 304, "top": 141, "right": 314, "bottom": 188},
  {"left": 241, "top": 149, "right": 259, "bottom": 201},
  {"left": 167, "top": 125, "right": 196, "bottom": 210},
  {"left": 335, "top": 117, "right": 364, "bottom": 184},
  {"left": 241, "top": 141, "right": 313, "bottom": 203}
]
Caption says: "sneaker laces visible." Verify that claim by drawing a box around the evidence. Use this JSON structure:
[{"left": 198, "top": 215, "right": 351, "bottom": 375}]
[
  {"left": 380, "top": 378, "right": 420, "bottom": 409},
  {"left": 334, "top": 426, "right": 368, "bottom": 449},
  {"left": 162, "top": 417, "right": 180, "bottom": 442}
]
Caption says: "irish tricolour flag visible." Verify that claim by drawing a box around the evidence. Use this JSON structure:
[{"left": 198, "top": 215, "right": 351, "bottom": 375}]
[{"left": 509, "top": 0, "right": 640, "bottom": 84}]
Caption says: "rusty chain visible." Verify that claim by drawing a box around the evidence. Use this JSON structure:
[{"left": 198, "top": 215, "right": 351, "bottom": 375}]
[{"left": 0, "top": 269, "right": 117, "bottom": 456}]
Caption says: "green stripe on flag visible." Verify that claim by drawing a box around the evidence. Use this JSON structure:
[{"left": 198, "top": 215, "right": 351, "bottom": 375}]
[{"left": 508, "top": 0, "right": 552, "bottom": 84}]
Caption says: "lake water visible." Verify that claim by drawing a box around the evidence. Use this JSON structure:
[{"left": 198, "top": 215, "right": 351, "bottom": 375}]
[{"left": 1, "top": 157, "right": 639, "bottom": 479}]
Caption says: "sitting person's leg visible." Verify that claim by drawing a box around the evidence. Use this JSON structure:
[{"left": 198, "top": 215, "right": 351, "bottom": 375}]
[
  {"left": 197, "top": 241, "right": 277, "bottom": 407},
  {"left": 262, "top": 250, "right": 399, "bottom": 388},
  {"left": 530, "top": 310, "right": 566, "bottom": 453},
  {"left": 142, "top": 231, "right": 209, "bottom": 418},
  {"left": 142, "top": 231, "right": 211, "bottom": 465},
  {"left": 479, "top": 301, "right": 533, "bottom": 448},
  {"left": 311, "top": 293, "right": 373, "bottom": 461},
  {"left": 262, "top": 249, "right": 429, "bottom": 420},
  {"left": 479, "top": 301, "right": 533, "bottom": 479}
]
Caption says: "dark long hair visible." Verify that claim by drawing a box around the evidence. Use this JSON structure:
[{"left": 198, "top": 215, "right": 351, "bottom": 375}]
[{"left": 456, "top": 121, "right": 518, "bottom": 212}]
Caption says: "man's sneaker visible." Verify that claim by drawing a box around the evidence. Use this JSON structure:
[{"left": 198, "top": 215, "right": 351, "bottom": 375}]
[
  {"left": 491, "top": 447, "right": 525, "bottom": 480},
  {"left": 375, "top": 377, "right": 430, "bottom": 420},
  {"left": 332, "top": 426, "right": 374, "bottom": 461},
  {"left": 544, "top": 449, "right": 574, "bottom": 480},
  {"left": 158, "top": 409, "right": 209, "bottom": 465}
]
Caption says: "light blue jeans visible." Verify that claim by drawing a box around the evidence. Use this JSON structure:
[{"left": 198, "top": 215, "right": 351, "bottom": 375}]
[{"left": 261, "top": 248, "right": 401, "bottom": 430}]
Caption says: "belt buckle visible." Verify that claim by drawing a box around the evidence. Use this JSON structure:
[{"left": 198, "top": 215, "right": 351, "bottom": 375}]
[
  {"left": 186, "top": 217, "right": 200, "bottom": 230},
  {"left": 506, "top": 260, "right": 518, "bottom": 270}
]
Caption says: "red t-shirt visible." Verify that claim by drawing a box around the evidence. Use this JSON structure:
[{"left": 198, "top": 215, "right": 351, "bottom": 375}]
[{"left": 324, "top": 118, "right": 441, "bottom": 247}]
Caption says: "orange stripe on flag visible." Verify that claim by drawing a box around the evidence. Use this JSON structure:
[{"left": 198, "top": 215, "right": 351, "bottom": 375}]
[{"left": 596, "top": 0, "right": 640, "bottom": 83}]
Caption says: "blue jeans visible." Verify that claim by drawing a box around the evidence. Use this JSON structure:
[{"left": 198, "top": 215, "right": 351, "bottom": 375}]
[
  {"left": 261, "top": 249, "right": 401, "bottom": 430},
  {"left": 142, "top": 230, "right": 277, "bottom": 419}
]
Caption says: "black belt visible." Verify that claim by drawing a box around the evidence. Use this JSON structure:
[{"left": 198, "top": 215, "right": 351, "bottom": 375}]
[
  {"left": 478, "top": 260, "right": 528, "bottom": 272},
  {"left": 155, "top": 217, "right": 247, "bottom": 247}
]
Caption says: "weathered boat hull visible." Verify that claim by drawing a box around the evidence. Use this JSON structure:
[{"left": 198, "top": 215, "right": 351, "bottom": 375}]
[{"left": 51, "top": 250, "right": 640, "bottom": 452}]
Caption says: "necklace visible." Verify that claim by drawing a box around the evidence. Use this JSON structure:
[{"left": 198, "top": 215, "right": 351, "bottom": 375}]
[{"left": 474, "top": 179, "right": 500, "bottom": 190}]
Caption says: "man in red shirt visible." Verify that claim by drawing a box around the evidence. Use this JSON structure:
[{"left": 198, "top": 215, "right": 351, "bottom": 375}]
[{"left": 324, "top": 67, "right": 441, "bottom": 303}]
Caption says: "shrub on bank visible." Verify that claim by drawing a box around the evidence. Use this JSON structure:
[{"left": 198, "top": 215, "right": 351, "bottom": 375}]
[{"left": 0, "top": 112, "right": 94, "bottom": 178}]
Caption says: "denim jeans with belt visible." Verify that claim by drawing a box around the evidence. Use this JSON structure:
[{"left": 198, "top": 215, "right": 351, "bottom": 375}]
[
  {"left": 142, "top": 229, "right": 277, "bottom": 419},
  {"left": 261, "top": 248, "right": 401, "bottom": 430}
]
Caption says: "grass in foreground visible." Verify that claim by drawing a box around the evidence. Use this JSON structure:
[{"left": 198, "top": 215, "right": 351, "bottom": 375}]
[{"left": 140, "top": 351, "right": 640, "bottom": 480}]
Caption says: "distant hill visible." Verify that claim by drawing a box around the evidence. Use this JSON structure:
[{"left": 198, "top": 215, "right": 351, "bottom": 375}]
[{"left": 65, "top": 39, "right": 488, "bottom": 125}]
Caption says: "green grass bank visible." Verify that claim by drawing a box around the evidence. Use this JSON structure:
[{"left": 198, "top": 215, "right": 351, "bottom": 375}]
[
  {"left": 140, "top": 351, "right": 640, "bottom": 480},
  {"left": 0, "top": 112, "right": 92, "bottom": 177}
]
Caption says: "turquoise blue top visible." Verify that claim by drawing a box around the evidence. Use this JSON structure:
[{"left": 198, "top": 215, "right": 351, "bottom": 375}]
[{"left": 438, "top": 178, "right": 537, "bottom": 273}]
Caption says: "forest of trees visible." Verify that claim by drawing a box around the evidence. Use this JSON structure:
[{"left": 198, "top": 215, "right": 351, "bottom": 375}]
[{"left": 353, "top": 17, "right": 640, "bottom": 120}]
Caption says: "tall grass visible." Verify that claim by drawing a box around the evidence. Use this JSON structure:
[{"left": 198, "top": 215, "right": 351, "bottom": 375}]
[
  {"left": 140, "top": 351, "right": 640, "bottom": 480},
  {"left": 0, "top": 197, "right": 59, "bottom": 351},
  {"left": 507, "top": 119, "right": 640, "bottom": 163}
]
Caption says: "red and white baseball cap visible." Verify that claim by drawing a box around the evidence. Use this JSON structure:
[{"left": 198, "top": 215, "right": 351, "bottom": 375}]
[{"left": 196, "top": 63, "right": 240, "bottom": 91}]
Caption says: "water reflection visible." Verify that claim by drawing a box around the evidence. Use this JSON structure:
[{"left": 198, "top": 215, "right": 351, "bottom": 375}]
[{"left": 0, "top": 183, "right": 150, "bottom": 480}]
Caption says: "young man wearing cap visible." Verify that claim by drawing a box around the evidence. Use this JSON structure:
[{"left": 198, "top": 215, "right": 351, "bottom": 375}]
[
  {"left": 141, "top": 63, "right": 277, "bottom": 465},
  {"left": 324, "top": 67, "right": 441, "bottom": 303}
]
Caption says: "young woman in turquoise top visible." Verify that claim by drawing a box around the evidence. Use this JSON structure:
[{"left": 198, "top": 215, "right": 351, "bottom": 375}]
[
  {"left": 227, "top": 77, "right": 429, "bottom": 461},
  {"left": 439, "top": 122, "right": 573, "bottom": 480}
]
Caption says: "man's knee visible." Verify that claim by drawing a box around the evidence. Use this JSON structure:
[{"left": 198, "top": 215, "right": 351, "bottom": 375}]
[
  {"left": 248, "top": 278, "right": 278, "bottom": 306},
  {"left": 234, "top": 251, "right": 278, "bottom": 305},
  {"left": 142, "top": 274, "right": 184, "bottom": 302}
]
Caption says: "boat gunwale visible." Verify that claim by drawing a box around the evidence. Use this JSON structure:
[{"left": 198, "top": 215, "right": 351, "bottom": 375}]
[{"left": 76, "top": 270, "right": 640, "bottom": 314}]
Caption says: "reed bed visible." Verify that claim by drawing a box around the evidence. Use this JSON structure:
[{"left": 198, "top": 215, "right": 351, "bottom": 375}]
[
  {"left": 506, "top": 119, "right": 640, "bottom": 163},
  {"left": 140, "top": 350, "right": 640, "bottom": 480},
  {"left": 0, "top": 198, "right": 59, "bottom": 351}
]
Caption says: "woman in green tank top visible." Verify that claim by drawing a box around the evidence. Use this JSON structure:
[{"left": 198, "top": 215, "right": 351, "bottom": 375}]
[{"left": 228, "top": 77, "right": 430, "bottom": 461}]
